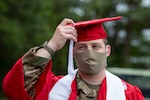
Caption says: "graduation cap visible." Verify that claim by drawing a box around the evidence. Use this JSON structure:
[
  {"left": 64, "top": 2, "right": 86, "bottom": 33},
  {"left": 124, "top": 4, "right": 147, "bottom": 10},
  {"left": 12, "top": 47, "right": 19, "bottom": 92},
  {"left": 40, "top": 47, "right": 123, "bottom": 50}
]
[
  {"left": 74, "top": 16, "right": 122, "bottom": 41},
  {"left": 68, "top": 16, "right": 122, "bottom": 74}
]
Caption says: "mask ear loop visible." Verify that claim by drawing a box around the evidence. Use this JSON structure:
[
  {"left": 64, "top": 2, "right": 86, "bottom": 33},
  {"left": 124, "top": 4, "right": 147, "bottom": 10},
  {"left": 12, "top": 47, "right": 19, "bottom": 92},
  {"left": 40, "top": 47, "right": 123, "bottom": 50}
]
[{"left": 68, "top": 39, "right": 74, "bottom": 74}]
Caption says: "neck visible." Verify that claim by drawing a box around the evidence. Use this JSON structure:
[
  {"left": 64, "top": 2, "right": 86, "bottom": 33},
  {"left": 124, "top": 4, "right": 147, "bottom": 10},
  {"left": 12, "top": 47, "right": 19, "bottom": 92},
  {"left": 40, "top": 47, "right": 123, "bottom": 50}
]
[{"left": 78, "top": 69, "right": 106, "bottom": 85}]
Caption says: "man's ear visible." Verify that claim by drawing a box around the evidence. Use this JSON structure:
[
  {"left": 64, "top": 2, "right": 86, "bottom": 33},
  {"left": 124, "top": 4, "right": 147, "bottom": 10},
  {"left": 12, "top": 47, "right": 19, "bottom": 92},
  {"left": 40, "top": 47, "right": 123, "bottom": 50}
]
[{"left": 106, "top": 45, "right": 111, "bottom": 57}]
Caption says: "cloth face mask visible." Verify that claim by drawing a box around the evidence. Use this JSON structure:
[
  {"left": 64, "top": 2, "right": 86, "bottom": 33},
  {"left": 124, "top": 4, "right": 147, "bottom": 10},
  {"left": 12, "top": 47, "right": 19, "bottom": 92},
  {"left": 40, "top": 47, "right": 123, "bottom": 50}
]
[{"left": 74, "top": 50, "right": 107, "bottom": 75}]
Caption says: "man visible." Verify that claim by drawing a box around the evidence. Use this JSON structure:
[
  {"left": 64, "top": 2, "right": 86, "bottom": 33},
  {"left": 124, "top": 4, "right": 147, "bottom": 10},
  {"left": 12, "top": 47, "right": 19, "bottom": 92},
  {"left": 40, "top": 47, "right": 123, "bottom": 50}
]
[{"left": 3, "top": 16, "right": 144, "bottom": 100}]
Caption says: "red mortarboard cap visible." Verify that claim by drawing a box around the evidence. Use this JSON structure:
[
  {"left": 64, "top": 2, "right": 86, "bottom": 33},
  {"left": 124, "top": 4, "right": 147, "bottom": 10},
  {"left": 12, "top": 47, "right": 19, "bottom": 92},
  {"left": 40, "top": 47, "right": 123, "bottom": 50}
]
[{"left": 74, "top": 16, "right": 122, "bottom": 41}]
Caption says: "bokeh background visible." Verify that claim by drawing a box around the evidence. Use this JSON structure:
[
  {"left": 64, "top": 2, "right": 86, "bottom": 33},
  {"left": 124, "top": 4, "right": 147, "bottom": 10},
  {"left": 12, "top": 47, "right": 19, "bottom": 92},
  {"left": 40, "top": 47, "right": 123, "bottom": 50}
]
[{"left": 0, "top": 0, "right": 150, "bottom": 99}]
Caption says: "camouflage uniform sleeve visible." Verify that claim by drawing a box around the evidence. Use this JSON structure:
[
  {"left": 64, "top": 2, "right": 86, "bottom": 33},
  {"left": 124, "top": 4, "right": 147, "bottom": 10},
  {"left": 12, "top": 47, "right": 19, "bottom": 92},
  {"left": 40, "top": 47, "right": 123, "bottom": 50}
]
[{"left": 22, "top": 47, "right": 51, "bottom": 98}]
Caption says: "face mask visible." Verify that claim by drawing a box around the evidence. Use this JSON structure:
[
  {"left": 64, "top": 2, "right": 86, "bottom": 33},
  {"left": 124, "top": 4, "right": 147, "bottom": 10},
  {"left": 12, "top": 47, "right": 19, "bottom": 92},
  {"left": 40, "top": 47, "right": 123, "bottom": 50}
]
[{"left": 74, "top": 50, "right": 107, "bottom": 75}]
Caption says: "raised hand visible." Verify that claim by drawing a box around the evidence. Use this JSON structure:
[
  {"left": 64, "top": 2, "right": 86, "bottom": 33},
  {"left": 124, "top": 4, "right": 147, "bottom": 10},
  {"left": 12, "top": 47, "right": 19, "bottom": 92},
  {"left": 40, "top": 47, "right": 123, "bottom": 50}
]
[{"left": 48, "top": 18, "right": 77, "bottom": 52}]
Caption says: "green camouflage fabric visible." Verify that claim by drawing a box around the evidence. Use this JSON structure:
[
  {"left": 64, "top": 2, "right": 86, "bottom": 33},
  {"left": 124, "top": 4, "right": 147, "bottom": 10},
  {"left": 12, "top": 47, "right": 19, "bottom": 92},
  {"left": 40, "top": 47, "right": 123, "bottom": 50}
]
[
  {"left": 76, "top": 74, "right": 100, "bottom": 100},
  {"left": 23, "top": 47, "right": 50, "bottom": 98}
]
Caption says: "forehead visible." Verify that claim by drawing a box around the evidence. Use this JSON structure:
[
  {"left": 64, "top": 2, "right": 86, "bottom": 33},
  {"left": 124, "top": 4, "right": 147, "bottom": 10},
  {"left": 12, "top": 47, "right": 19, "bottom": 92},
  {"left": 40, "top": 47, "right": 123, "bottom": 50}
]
[{"left": 75, "top": 39, "right": 105, "bottom": 45}]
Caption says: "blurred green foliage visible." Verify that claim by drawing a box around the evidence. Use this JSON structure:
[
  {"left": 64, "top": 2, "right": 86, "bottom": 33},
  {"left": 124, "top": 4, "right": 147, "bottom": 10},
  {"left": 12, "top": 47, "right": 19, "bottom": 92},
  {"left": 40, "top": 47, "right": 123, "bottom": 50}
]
[{"left": 0, "top": 0, "right": 150, "bottom": 98}]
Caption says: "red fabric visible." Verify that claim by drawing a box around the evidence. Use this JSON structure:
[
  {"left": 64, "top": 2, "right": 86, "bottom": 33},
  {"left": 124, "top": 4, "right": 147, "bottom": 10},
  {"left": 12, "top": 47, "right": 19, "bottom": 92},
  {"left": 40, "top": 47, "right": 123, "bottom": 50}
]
[
  {"left": 74, "top": 16, "right": 122, "bottom": 41},
  {"left": 2, "top": 58, "right": 32, "bottom": 100},
  {"left": 35, "top": 61, "right": 61, "bottom": 100},
  {"left": 76, "top": 24, "right": 107, "bottom": 41},
  {"left": 3, "top": 58, "right": 144, "bottom": 100},
  {"left": 74, "top": 16, "right": 122, "bottom": 27}
]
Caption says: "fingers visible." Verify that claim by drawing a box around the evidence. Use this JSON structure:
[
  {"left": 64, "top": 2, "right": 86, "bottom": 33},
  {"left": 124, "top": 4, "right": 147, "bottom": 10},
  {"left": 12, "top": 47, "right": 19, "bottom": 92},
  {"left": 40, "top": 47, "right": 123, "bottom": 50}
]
[
  {"left": 49, "top": 18, "right": 77, "bottom": 51},
  {"left": 59, "top": 18, "right": 75, "bottom": 26},
  {"left": 63, "top": 26, "right": 77, "bottom": 37},
  {"left": 57, "top": 25, "right": 77, "bottom": 42},
  {"left": 57, "top": 18, "right": 77, "bottom": 42}
]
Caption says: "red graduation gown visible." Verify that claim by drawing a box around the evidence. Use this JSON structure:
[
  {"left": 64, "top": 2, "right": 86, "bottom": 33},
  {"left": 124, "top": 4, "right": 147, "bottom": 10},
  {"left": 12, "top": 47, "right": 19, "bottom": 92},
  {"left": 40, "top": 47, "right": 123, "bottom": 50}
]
[{"left": 2, "top": 58, "right": 144, "bottom": 100}]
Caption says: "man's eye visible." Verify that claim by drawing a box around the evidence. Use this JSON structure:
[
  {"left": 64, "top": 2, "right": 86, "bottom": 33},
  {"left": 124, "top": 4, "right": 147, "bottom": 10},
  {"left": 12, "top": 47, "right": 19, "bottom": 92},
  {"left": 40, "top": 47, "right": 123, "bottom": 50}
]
[
  {"left": 93, "top": 45, "right": 100, "bottom": 49},
  {"left": 78, "top": 46, "right": 86, "bottom": 49}
]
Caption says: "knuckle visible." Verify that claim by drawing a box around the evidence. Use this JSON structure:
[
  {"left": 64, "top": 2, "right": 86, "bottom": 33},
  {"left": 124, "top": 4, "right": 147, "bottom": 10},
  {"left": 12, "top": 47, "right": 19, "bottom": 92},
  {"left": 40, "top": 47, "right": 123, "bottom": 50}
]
[
  {"left": 64, "top": 18, "right": 71, "bottom": 21},
  {"left": 64, "top": 18, "right": 74, "bottom": 23},
  {"left": 56, "top": 26, "right": 61, "bottom": 30},
  {"left": 56, "top": 26, "right": 63, "bottom": 32},
  {"left": 64, "top": 18, "right": 69, "bottom": 20}
]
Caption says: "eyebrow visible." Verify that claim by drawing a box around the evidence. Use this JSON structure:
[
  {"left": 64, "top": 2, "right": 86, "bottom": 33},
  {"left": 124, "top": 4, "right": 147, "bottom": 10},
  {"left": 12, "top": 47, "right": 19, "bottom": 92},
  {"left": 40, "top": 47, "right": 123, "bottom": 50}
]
[
  {"left": 77, "top": 43, "right": 86, "bottom": 45},
  {"left": 76, "top": 42, "right": 103, "bottom": 46},
  {"left": 90, "top": 42, "right": 103, "bottom": 46},
  {"left": 75, "top": 43, "right": 86, "bottom": 48}
]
